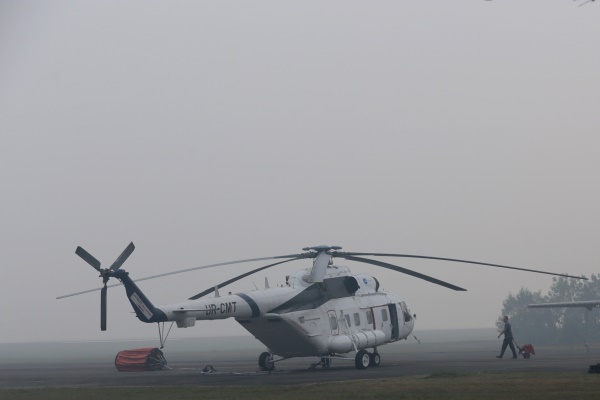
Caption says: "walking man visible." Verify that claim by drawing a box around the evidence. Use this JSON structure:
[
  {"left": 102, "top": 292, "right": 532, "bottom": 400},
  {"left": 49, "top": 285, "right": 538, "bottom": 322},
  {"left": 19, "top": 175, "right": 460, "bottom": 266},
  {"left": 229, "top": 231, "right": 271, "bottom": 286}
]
[{"left": 496, "top": 315, "right": 517, "bottom": 359}]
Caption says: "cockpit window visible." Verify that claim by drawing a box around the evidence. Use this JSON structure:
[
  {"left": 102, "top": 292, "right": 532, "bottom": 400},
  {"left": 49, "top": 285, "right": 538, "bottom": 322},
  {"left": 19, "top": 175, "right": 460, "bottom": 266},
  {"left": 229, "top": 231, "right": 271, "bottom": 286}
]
[{"left": 399, "top": 302, "right": 412, "bottom": 322}]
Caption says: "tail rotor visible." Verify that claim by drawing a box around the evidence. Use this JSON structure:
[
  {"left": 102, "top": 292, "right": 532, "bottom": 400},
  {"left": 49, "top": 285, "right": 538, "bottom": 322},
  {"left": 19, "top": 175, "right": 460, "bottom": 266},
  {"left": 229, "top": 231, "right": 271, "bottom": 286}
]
[{"left": 75, "top": 242, "right": 136, "bottom": 331}]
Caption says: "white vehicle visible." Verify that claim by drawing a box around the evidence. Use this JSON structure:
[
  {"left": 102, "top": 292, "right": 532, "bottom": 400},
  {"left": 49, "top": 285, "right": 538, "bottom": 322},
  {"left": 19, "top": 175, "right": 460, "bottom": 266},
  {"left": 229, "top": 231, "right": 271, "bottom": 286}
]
[{"left": 59, "top": 243, "right": 585, "bottom": 370}]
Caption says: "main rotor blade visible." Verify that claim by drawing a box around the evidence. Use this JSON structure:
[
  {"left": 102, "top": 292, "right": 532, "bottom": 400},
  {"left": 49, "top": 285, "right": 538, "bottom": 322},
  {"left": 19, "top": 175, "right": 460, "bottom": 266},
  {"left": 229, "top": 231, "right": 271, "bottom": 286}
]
[
  {"left": 109, "top": 242, "right": 135, "bottom": 271},
  {"left": 57, "top": 283, "right": 121, "bottom": 299},
  {"left": 57, "top": 253, "right": 312, "bottom": 299},
  {"left": 132, "top": 253, "right": 310, "bottom": 284},
  {"left": 334, "top": 252, "right": 587, "bottom": 280},
  {"left": 189, "top": 257, "right": 301, "bottom": 300},
  {"left": 340, "top": 255, "right": 467, "bottom": 291},
  {"left": 100, "top": 285, "right": 107, "bottom": 331},
  {"left": 75, "top": 246, "right": 101, "bottom": 271}
]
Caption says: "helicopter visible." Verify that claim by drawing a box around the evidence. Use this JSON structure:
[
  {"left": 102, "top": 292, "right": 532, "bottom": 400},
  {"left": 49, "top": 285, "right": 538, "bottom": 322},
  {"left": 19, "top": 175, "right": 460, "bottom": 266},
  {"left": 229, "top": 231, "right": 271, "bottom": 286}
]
[{"left": 58, "top": 243, "right": 586, "bottom": 370}]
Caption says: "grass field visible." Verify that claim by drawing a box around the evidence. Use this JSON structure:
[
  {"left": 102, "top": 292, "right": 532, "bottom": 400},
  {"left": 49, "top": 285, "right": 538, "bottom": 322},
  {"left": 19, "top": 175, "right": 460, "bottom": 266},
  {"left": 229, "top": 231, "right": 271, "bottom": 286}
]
[{"left": 3, "top": 372, "right": 600, "bottom": 400}]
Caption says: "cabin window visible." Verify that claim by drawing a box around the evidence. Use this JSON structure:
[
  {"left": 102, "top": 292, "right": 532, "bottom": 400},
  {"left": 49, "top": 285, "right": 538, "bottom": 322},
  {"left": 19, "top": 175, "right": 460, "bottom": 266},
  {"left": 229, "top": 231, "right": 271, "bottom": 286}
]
[
  {"left": 353, "top": 312, "right": 360, "bottom": 326},
  {"left": 366, "top": 310, "right": 373, "bottom": 325},
  {"left": 344, "top": 314, "right": 351, "bottom": 327},
  {"left": 381, "top": 308, "right": 388, "bottom": 322},
  {"left": 329, "top": 315, "right": 338, "bottom": 330}
]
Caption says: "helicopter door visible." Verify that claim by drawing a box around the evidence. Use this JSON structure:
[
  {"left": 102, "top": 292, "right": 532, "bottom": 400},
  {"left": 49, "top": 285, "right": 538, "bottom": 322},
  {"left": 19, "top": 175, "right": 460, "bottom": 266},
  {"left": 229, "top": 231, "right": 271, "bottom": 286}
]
[
  {"left": 373, "top": 306, "right": 393, "bottom": 340},
  {"left": 388, "top": 304, "right": 399, "bottom": 341},
  {"left": 328, "top": 310, "right": 339, "bottom": 336}
]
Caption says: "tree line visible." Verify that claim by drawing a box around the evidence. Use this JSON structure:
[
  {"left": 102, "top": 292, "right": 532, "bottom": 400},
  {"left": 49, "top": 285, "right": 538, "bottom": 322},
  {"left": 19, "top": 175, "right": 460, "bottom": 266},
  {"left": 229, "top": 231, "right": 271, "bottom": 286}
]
[{"left": 497, "top": 274, "right": 600, "bottom": 344}]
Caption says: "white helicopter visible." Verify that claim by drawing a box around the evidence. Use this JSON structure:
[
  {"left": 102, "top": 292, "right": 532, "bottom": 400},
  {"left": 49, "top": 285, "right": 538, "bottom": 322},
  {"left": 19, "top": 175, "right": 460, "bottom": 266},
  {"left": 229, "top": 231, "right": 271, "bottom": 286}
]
[{"left": 58, "top": 243, "right": 586, "bottom": 370}]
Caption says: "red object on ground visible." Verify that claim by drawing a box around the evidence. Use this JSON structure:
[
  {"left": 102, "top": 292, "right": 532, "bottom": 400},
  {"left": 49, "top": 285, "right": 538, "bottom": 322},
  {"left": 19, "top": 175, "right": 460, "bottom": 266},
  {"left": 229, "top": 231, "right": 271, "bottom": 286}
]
[
  {"left": 520, "top": 344, "right": 535, "bottom": 355},
  {"left": 518, "top": 344, "right": 535, "bottom": 359},
  {"left": 114, "top": 348, "right": 168, "bottom": 372}
]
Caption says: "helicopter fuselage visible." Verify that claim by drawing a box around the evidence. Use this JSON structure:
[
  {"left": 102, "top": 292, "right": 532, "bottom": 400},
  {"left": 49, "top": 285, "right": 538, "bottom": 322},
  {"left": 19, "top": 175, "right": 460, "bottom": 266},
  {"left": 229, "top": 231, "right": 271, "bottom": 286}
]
[{"left": 128, "top": 265, "right": 415, "bottom": 358}]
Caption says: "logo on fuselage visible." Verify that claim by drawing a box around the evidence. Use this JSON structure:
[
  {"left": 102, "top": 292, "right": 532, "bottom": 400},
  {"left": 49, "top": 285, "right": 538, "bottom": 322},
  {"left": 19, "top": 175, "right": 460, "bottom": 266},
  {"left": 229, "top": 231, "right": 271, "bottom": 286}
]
[
  {"left": 130, "top": 292, "right": 153, "bottom": 320},
  {"left": 205, "top": 302, "right": 237, "bottom": 316}
]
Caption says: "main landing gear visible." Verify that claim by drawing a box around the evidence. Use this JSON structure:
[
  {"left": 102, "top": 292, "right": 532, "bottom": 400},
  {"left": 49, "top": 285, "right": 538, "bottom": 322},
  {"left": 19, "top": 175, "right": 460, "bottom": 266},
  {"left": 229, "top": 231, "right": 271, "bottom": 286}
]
[
  {"left": 259, "top": 350, "right": 380, "bottom": 371},
  {"left": 355, "top": 349, "right": 381, "bottom": 369},
  {"left": 258, "top": 351, "right": 275, "bottom": 371}
]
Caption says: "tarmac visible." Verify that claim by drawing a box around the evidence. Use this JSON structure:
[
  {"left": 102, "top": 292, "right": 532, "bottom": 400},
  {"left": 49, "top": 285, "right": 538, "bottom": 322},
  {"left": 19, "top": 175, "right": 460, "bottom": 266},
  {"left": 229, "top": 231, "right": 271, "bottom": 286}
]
[{"left": 1, "top": 339, "right": 599, "bottom": 388}]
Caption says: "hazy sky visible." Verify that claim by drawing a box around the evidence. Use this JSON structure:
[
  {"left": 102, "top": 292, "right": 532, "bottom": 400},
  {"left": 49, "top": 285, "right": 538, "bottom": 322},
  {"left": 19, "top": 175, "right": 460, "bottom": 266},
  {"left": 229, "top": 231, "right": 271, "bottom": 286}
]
[{"left": 1, "top": 1, "right": 599, "bottom": 344}]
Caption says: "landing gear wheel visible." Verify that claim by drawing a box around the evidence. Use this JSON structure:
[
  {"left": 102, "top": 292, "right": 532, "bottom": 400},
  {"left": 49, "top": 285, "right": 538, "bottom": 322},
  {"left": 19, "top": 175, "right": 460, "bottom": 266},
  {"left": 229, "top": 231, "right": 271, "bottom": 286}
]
[
  {"left": 370, "top": 352, "right": 381, "bottom": 367},
  {"left": 321, "top": 357, "right": 331, "bottom": 369},
  {"left": 355, "top": 350, "right": 370, "bottom": 369},
  {"left": 258, "top": 352, "right": 275, "bottom": 371}
]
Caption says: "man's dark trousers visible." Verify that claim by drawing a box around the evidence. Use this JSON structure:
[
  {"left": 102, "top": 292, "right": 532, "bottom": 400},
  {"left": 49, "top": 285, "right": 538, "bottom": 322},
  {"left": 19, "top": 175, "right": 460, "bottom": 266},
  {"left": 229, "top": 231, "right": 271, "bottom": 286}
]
[{"left": 500, "top": 338, "right": 517, "bottom": 358}]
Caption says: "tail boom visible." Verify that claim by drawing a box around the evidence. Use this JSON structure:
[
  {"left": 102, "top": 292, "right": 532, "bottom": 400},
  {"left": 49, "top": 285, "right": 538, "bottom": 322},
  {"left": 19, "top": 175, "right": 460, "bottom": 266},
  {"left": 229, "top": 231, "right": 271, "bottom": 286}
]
[{"left": 114, "top": 270, "right": 167, "bottom": 323}]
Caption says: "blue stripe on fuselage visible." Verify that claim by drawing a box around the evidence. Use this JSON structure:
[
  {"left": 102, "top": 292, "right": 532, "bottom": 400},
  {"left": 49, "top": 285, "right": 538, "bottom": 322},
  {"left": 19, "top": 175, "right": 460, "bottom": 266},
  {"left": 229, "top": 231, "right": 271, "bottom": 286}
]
[{"left": 236, "top": 293, "right": 260, "bottom": 318}]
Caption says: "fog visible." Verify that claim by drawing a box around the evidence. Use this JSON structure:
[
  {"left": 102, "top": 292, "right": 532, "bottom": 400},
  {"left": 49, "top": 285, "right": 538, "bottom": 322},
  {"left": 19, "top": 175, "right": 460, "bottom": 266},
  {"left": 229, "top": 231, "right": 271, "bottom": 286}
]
[{"left": 1, "top": 1, "right": 599, "bottom": 344}]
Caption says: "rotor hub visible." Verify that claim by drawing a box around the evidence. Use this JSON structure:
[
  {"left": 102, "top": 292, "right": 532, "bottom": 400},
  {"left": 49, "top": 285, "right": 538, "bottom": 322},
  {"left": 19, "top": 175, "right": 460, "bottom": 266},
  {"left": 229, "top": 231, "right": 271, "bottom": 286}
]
[
  {"left": 302, "top": 245, "right": 342, "bottom": 252},
  {"left": 99, "top": 269, "right": 112, "bottom": 283}
]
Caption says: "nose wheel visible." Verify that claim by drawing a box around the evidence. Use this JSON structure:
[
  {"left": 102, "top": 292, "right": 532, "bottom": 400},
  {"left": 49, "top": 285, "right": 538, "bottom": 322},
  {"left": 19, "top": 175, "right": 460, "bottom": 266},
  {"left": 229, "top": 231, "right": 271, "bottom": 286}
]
[
  {"left": 355, "top": 350, "right": 381, "bottom": 369},
  {"left": 355, "top": 350, "right": 370, "bottom": 369},
  {"left": 370, "top": 351, "right": 381, "bottom": 367}
]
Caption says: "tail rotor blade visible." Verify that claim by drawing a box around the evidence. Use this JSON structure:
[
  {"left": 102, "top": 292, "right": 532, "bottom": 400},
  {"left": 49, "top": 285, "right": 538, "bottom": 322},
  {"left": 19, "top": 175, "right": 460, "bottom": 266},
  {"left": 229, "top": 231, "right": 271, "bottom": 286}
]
[
  {"left": 75, "top": 246, "right": 101, "bottom": 271},
  {"left": 109, "top": 242, "right": 135, "bottom": 271},
  {"left": 101, "top": 285, "right": 107, "bottom": 331}
]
